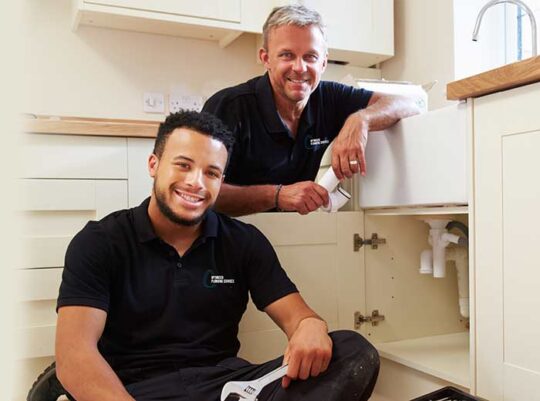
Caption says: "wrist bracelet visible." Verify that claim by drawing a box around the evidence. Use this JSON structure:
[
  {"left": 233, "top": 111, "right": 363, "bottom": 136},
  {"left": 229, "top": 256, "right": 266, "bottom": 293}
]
[{"left": 274, "top": 184, "right": 283, "bottom": 211}]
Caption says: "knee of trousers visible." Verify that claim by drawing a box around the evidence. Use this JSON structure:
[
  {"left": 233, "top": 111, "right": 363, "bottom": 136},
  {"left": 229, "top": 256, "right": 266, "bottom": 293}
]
[{"left": 329, "top": 330, "right": 380, "bottom": 376}]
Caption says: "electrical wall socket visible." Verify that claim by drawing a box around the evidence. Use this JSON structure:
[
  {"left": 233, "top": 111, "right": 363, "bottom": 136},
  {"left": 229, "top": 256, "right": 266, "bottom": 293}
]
[{"left": 169, "top": 94, "right": 204, "bottom": 113}]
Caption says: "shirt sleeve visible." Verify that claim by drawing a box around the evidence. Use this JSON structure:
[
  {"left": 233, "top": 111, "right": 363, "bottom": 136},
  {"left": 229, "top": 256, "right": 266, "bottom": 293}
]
[
  {"left": 56, "top": 222, "right": 114, "bottom": 313},
  {"left": 243, "top": 225, "right": 298, "bottom": 311},
  {"left": 325, "top": 82, "right": 374, "bottom": 140},
  {"left": 202, "top": 92, "right": 243, "bottom": 184}
]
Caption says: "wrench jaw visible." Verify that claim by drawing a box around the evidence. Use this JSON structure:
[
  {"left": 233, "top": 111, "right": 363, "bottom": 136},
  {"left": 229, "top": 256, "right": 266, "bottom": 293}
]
[
  {"left": 220, "top": 383, "right": 251, "bottom": 401},
  {"left": 223, "top": 394, "right": 246, "bottom": 401}
]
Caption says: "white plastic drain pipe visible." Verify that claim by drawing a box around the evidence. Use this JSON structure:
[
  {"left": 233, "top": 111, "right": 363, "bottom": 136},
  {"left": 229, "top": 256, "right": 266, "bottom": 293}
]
[
  {"left": 446, "top": 247, "right": 469, "bottom": 318},
  {"left": 420, "top": 219, "right": 460, "bottom": 278}
]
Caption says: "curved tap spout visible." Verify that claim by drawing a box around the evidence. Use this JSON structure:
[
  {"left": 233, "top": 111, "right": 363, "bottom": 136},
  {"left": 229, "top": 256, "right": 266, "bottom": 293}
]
[{"left": 472, "top": 0, "right": 537, "bottom": 56}]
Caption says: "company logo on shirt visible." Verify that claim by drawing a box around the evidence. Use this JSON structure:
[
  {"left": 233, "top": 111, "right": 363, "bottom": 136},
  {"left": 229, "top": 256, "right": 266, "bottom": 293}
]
[
  {"left": 203, "top": 269, "right": 235, "bottom": 289},
  {"left": 305, "top": 135, "right": 330, "bottom": 151}
]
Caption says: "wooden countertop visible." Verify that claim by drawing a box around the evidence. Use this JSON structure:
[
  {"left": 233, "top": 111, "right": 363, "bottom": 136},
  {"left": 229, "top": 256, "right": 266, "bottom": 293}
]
[
  {"left": 447, "top": 56, "right": 540, "bottom": 100},
  {"left": 23, "top": 115, "right": 160, "bottom": 138}
]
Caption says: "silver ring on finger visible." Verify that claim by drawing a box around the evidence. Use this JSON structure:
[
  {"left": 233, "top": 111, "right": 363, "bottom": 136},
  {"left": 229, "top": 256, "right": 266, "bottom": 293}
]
[{"left": 349, "top": 160, "right": 359, "bottom": 165}]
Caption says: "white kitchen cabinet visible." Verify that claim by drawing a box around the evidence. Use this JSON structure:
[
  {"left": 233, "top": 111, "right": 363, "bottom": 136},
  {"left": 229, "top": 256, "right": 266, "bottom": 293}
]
[
  {"left": 15, "top": 133, "right": 130, "bottom": 401},
  {"left": 73, "top": 0, "right": 393, "bottom": 65},
  {"left": 86, "top": 0, "right": 242, "bottom": 23},
  {"left": 474, "top": 83, "right": 540, "bottom": 401},
  {"left": 275, "top": 0, "right": 394, "bottom": 66},
  {"left": 239, "top": 209, "right": 472, "bottom": 400},
  {"left": 303, "top": 0, "right": 394, "bottom": 66},
  {"left": 127, "top": 138, "right": 155, "bottom": 207},
  {"left": 73, "top": 0, "right": 245, "bottom": 47},
  {"left": 22, "top": 133, "right": 128, "bottom": 179}
]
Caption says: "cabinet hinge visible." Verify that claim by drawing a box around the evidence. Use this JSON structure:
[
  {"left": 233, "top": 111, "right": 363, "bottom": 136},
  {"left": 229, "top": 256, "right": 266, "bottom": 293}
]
[
  {"left": 353, "top": 233, "right": 386, "bottom": 251},
  {"left": 354, "top": 310, "right": 385, "bottom": 329}
]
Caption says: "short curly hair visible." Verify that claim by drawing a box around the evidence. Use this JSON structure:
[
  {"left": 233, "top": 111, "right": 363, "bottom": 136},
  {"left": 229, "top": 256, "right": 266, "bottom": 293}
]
[{"left": 153, "top": 110, "right": 235, "bottom": 163}]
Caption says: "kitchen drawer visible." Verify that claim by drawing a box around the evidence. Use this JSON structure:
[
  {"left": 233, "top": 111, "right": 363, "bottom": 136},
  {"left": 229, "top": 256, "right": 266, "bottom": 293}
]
[
  {"left": 20, "top": 179, "right": 128, "bottom": 268},
  {"left": 357, "top": 104, "right": 468, "bottom": 208},
  {"left": 22, "top": 133, "right": 128, "bottom": 179},
  {"left": 17, "top": 268, "right": 63, "bottom": 302}
]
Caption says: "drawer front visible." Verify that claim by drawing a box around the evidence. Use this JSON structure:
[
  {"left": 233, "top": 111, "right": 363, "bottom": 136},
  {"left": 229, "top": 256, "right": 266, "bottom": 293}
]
[
  {"left": 17, "top": 179, "right": 128, "bottom": 359},
  {"left": 22, "top": 134, "right": 127, "bottom": 179}
]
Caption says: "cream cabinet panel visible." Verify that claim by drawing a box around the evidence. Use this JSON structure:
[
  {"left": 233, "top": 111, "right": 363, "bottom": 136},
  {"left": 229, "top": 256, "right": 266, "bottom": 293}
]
[
  {"left": 127, "top": 138, "right": 154, "bottom": 207},
  {"left": 75, "top": 0, "right": 243, "bottom": 45},
  {"left": 87, "top": 0, "right": 241, "bottom": 23},
  {"left": 23, "top": 134, "right": 128, "bottom": 179},
  {"left": 277, "top": 0, "right": 394, "bottom": 66},
  {"left": 17, "top": 269, "right": 63, "bottom": 302},
  {"left": 474, "top": 82, "right": 540, "bottom": 401},
  {"left": 17, "top": 178, "right": 128, "bottom": 367},
  {"left": 238, "top": 212, "right": 365, "bottom": 363},
  {"left": 357, "top": 104, "right": 468, "bottom": 208},
  {"left": 306, "top": 0, "right": 393, "bottom": 64}
]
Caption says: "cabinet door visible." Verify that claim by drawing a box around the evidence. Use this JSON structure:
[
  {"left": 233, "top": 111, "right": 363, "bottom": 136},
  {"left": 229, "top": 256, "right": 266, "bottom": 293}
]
[
  {"left": 17, "top": 179, "right": 128, "bottom": 359},
  {"left": 23, "top": 134, "right": 128, "bottom": 179},
  {"left": 127, "top": 138, "right": 154, "bottom": 207},
  {"left": 237, "top": 212, "right": 365, "bottom": 362},
  {"left": 277, "top": 0, "right": 393, "bottom": 65},
  {"left": 474, "top": 83, "right": 540, "bottom": 400},
  {"left": 86, "top": 0, "right": 241, "bottom": 23}
]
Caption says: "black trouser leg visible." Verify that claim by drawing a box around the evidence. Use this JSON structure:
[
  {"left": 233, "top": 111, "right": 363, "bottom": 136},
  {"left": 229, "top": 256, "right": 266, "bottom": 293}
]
[
  {"left": 257, "top": 330, "right": 380, "bottom": 401},
  {"left": 126, "top": 330, "right": 379, "bottom": 401}
]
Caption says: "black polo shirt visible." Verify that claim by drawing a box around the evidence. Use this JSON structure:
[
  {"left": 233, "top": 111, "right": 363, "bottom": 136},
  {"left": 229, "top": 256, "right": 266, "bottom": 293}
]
[
  {"left": 202, "top": 74, "right": 373, "bottom": 185},
  {"left": 57, "top": 198, "right": 297, "bottom": 383}
]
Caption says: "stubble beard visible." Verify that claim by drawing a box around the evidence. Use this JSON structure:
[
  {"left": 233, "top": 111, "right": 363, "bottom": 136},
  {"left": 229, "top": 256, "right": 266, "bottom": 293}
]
[{"left": 153, "top": 181, "right": 211, "bottom": 227}]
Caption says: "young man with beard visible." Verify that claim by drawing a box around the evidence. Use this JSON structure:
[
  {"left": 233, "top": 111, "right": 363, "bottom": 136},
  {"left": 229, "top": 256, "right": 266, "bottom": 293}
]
[
  {"left": 203, "top": 5, "right": 421, "bottom": 216},
  {"left": 54, "top": 110, "right": 379, "bottom": 401}
]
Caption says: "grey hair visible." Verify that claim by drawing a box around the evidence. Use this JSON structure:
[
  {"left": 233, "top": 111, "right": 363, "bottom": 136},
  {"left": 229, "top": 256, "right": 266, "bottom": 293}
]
[{"left": 262, "top": 5, "right": 327, "bottom": 50}]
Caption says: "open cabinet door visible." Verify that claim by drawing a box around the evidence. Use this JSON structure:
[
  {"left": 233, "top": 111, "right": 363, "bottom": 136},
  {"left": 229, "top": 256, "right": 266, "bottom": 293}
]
[{"left": 237, "top": 211, "right": 366, "bottom": 363}]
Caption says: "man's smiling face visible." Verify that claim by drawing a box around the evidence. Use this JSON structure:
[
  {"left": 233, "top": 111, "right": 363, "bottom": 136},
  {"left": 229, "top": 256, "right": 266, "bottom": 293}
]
[
  {"left": 260, "top": 24, "right": 328, "bottom": 106},
  {"left": 149, "top": 128, "right": 227, "bottom": 226}
]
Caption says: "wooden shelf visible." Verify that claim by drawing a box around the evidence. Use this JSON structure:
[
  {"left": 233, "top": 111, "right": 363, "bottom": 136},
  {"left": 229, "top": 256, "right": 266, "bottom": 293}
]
[
  {"left": 375, "top": 332, "right": 470, "bottom": 388},
  {"left": 23, "top": 115, "right": 160, "bottom": 138}
]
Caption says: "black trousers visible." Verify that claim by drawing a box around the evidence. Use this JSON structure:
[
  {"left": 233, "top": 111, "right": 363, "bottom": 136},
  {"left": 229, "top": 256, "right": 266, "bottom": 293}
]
[{"left": 125, "top": 330, "right": 379, "bottom": 401}]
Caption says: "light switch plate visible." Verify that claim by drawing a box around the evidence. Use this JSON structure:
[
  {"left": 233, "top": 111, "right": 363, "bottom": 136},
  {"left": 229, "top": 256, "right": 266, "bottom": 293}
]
[{"left": 143, "top": 92, "right": 165, "bottom": 113}]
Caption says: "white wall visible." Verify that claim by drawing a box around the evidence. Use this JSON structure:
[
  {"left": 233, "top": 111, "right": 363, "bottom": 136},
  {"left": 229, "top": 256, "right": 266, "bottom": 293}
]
[
  {"left": 22, "top": 0, "right": 380, "bottom": 121},
  {"left": 380, "top": 0, "right": 456, "bottom": 110},
  {"left": 381, "top": 0, "right": 506, "bottom": 110}
]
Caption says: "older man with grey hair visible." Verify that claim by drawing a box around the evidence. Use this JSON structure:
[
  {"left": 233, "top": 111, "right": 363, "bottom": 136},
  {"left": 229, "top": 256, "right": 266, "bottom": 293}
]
[{"left": 203, "top": 4, "right": 420, "bottom": 217}]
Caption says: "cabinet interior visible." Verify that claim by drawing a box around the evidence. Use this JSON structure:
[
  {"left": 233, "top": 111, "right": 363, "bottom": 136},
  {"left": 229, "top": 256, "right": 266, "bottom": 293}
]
[{"left": 364, "top": 211, "right": 470, "bottom": 388}]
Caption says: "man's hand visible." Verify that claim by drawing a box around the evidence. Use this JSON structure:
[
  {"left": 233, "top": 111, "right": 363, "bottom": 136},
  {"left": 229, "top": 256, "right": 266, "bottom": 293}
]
[
  {"left": 282, "top": 317, "right": 332, "bottom": 388},
  {"left": 331, "top": 111, "right": 369, "bottom": 180},
  {"left": 278, "top": 181, "right": 329, "bottom": 215},
  {"left": 331, "top": 93, "right": 422, "bottom": 180}
]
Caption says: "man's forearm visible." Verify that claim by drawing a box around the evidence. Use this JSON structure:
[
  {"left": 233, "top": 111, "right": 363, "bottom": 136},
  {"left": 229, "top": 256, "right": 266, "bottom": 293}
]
[
  {"left": 215, "top": 183, "right": 277, "bottom": 216},
  {"left": 358, "top": 94, "right": 421, "bottom": 132},
  {"left": 57, "top": 347, "right": 134, "bottom": 401}
]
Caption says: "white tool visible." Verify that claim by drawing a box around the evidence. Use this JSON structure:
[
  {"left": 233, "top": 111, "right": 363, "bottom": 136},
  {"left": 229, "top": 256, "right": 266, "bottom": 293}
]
[
  {"left": 220, "top": 364, "right": 288, "bottom": 401},
  {"left": 317, "top": 168, "right": 351, "bottom": 212}
]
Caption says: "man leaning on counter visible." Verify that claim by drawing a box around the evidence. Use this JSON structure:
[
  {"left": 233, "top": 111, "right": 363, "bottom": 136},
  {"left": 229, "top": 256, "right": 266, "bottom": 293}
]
[{"left": 203, "top": 4, "right": 420, "bottom": 217}]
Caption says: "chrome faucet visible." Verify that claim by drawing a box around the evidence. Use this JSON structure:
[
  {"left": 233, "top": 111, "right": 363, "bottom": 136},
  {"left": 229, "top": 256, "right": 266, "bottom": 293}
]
[{"left": 472, "top": 0, "right": 537, "bottom": 56}]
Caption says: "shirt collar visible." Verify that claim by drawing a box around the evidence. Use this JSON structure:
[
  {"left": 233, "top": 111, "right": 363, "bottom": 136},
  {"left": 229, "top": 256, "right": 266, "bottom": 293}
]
[
  {"left": 133, "top": 197, "right": 219, "bottom": 243},
  {"left": 255, "top": 73, "right": 315, "bottom": 135}
]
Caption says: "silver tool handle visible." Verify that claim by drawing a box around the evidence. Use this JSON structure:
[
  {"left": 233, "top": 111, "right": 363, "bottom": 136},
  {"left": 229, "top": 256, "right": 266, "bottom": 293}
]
[{"left": 256, "top": 364, "right": 289, "bottom": 387}]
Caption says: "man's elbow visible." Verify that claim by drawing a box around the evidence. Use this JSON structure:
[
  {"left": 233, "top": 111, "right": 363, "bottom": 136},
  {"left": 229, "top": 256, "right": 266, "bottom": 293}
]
[{"left": 55, "top": 348, "right": 71, "bottom": 389}]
